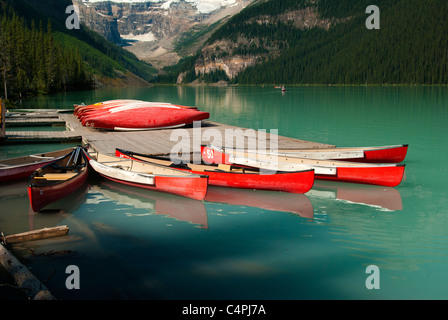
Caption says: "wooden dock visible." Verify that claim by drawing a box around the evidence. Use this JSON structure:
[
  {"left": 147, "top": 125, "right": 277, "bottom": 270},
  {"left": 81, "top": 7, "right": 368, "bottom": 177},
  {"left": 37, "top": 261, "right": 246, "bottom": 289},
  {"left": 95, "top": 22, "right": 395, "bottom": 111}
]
[{"left": 2, "top": 109, "right": 334, "bottom": 154}]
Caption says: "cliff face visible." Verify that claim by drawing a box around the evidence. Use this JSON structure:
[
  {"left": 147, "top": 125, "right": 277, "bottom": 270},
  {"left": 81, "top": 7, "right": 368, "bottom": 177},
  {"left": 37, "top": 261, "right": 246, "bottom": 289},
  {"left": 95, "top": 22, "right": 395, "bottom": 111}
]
[
  {"left": 195, "top": 5, "right": 337, "bottom": 80},
  {"left": 74, "top": 0, "right": 123, "bottom": 44},
  {"left": 74, "top": 0, "right": 253, "bottom": 69},
  {"left": 194, "top": 40, "right": 258, "bottom": 79}
]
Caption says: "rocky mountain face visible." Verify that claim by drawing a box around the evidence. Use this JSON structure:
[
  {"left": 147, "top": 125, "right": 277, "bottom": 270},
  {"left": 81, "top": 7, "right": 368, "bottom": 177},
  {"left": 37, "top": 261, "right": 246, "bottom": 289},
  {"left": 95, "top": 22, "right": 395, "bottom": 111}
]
[
  {"left": 74, "top": 0, "right": 254, "bottom": 70},
  {"left": 194, "top": 4, "right": 337, "bottom": 81}
]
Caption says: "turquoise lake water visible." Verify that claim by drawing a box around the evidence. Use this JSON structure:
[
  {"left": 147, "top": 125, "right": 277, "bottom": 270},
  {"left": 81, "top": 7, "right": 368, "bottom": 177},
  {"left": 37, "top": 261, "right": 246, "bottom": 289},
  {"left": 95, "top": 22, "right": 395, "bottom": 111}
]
[{"left": 1, "top": 85, "right": 447, "bottom": 300}]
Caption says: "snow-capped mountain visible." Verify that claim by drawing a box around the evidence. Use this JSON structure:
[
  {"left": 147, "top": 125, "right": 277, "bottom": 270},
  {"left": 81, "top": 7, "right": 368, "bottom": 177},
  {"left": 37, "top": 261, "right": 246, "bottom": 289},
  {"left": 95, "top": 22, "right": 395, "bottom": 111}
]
[{"left": 75, "top": 0, "right": 253, "bottom": 69}]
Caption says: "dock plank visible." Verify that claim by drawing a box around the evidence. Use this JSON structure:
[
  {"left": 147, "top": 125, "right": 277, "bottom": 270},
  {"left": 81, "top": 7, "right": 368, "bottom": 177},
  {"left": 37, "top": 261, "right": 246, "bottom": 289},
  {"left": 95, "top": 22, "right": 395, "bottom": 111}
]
[{"left": 6, "top": 118, "right": 66, "bottom": 127}]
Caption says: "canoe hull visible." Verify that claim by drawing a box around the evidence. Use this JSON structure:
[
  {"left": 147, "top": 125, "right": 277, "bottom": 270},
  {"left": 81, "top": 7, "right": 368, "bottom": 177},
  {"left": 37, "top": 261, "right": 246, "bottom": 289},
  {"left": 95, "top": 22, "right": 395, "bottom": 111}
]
[
  {"left": 27, "top": 148, "right": 88, "bottom": 212},
  {"left": 74, "top": 100, "right": 196, "bottom": 117},
  {"left": 115, "top": 149, "right": 315, "bottom": 194},
  {"left": 361, "top": 144, "right": 408, "bottom": 163},
  {"left": 190, "top": 169, "right": 314, "bottom": 194},
  {"left": 28, "top": 170, "right": 88, "bottom": 212},
  {"left": 0, "top": 148, "right": 74, "bottom": 183},
  {"left": 201, "top": 145, "right": 405, "bottom": 187},
  {"left": 94, "top": 172, "right": 208, "bottom": 201},
  {"left": 1, "top": 160, "right": 56, "bottom": 183},
  {"left": 86, "top": 151, "right": 208, "bottom": 200},
  {"left": 80, "top": 103, "right": 209, "bottom": 130}
]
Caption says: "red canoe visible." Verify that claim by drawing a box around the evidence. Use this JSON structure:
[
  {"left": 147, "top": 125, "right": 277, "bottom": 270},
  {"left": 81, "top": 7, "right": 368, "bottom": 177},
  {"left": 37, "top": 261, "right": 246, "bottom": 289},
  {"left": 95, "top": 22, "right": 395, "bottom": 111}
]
[
  {"left": 74, "top": 99, "right": 141, "bottom": 116},
  {"left": 201, "top": 145, "right": 406, "bottom": 187},
  {"left": 76, "top": 100, "right": 197, "bottom": 121},
  {"left": 82, "top": 105, "right": 209, "bottom": 130},
  {"left": 74, "top": 99, "right": 206, "bottom": 130},
  {"left": 255, "top": 144, "right": 408, "bottom": 163},
  {"left": 0, "top": 147, "right": 75, "bottom": 183},
  {"left": 74, "top": 99, "right": 196, "bottom": 117},
  {"left": 84, "top": 149, "right": 208, "bottom": 200},
  {"left": 28, "top": 147, "right": 89, "bottom": 212},
  {"left": 115, "top": 149, "right": 315, "bottom": 194}
]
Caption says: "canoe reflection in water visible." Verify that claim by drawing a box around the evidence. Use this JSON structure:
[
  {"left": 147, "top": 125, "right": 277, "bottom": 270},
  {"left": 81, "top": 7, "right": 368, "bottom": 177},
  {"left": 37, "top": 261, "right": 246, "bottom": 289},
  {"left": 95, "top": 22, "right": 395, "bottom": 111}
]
[
  {"left": 205, "top": 186, "right": 314, "bottom": 219},
  {"left": 91, "top": 181, "right": 209, "bottom": 228},
  {"left": 308, "top": 181, "right": 403, "bottom": 211},
  {"left": 90, "top": 181, "right": 315, "bottom": 229}
]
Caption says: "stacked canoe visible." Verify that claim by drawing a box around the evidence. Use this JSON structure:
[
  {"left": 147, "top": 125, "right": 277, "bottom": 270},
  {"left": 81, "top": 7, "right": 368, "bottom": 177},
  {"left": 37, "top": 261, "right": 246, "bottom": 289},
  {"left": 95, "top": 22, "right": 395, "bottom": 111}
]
[{"left": 74, "top": 99, "right": 209, "bottom": 131}]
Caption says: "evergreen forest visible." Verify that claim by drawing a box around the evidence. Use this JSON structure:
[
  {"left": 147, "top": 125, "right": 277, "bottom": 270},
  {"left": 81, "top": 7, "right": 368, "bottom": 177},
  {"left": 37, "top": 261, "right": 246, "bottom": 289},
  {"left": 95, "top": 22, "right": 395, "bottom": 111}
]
[
  {"left": 164, "top": 0, "right": 448, "bottom": 85},
  {"left": 235, "top": 0, "right": 448, "bottom": 85},
  {"left": 0, "top": 0, "right": 156, "bottom": 101},
  {"left": 0, "top": 8, "right": 91, "bottom": 99}
]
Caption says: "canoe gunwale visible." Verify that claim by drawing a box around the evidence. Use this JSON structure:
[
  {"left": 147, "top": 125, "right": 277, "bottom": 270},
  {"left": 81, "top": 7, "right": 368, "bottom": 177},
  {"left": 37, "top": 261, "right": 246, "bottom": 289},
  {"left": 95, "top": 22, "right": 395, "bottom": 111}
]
[
  {"left": 115, "top": 148, "right": 316, "bottom": 194},
  {"left": 201, "top": 145, "right": 406, "bottom": 187}
]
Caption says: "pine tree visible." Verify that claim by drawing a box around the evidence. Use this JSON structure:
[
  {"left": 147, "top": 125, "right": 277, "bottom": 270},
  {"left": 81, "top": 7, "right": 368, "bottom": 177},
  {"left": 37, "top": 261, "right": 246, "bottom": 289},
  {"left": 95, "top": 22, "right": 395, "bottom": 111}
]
[{"left": 0, "top": 6, "right": 92, "bottom": 98}]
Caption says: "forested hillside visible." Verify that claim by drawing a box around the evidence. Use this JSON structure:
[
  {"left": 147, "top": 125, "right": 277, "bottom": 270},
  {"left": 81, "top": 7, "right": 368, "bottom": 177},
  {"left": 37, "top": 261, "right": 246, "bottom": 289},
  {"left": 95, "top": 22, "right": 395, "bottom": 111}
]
[
  {"left": 171, "top": 0, "right": 448, "bottom": 85},
  {"left": 0, "top": 6, "right": 90, "bottom": 98},
  {"left": 0, "top": 0, "right": 156, "bottom": 100},
  {"left": 236, "top": 0, "right": 448, "bottom": 85}
]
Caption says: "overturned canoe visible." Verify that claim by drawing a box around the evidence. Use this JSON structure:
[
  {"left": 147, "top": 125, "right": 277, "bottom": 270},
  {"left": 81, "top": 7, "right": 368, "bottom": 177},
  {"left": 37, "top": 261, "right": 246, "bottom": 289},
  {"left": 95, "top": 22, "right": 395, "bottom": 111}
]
[
  {"left": 74, "top": 99, "right": 196, "bottom": 117},
  {"left": 85, "top": 149, "right": 208, "bottom": 200},
  {"left": 83, "top": 106, "right": 209, "bottom": 130},
  {"left": 201, "top": 145, "right": 406, "bottom": 187},
  {"left": 74, "top": 99, "right": 208, "bottom": 131},
  {"left": 115, "top": 148, "right": 315, "bottom": 194},
  {"left": 27, "top": 147, "right": 88, "bottom": 212}
]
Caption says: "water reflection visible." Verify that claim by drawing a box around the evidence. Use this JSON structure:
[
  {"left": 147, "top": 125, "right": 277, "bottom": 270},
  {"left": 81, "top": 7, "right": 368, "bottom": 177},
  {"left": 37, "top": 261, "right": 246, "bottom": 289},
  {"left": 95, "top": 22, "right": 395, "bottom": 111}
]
[
  {"left": 308, "top": 181, "right": 403, "bottom": 212},
  {"left": 90, "top": 180, "right": 209, "bottom": 229},
  {"left": 0, "top": 181, "right": 87, "bottom": 235},
  {"left": 205, "top": 186, "right": 314, "bottom": 219},
  {"left": 87, "top": 181, "right": 317, "bottom": 227}
]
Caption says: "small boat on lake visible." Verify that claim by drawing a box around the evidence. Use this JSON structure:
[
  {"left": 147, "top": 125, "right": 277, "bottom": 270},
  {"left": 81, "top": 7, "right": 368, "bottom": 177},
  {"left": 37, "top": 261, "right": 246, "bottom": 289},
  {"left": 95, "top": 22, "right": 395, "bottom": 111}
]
[
  {"left": 28, "top": 147, "right": 88, "bottom": 212},
  {"left": 201, "top": 145, "right": 406, "bottom": 187},
  {"left": 115, "top": 148, "right": 315, "bottom": 194},
  {"left": 0, "top": 147, "right": 76, "bottom": 183},
  {"left": 244, "top": 144, "right": 408, "bottom": 163},
  {"left": 84, "top": 149, "right": 208, "bottom": 200}
]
